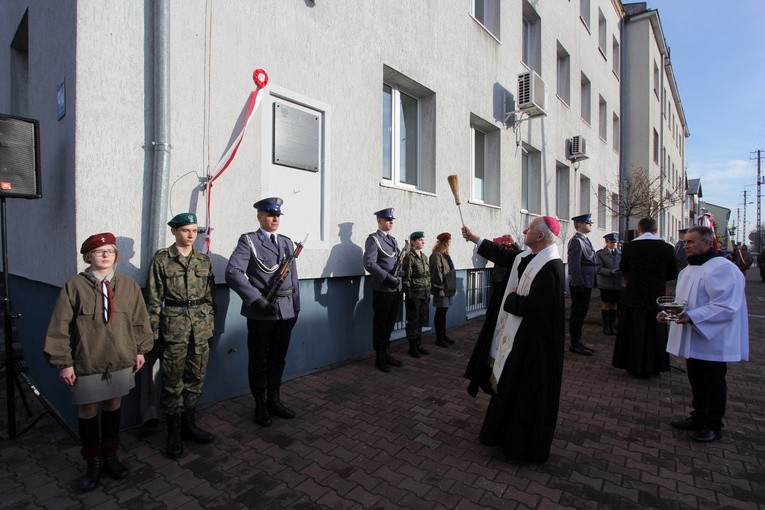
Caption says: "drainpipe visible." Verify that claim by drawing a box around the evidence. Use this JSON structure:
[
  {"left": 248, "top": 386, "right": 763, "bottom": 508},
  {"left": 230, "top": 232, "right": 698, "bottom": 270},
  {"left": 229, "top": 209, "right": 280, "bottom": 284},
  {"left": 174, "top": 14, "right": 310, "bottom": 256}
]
[{"left": 148, "top": 0, "right": 171, "bottom": 260}]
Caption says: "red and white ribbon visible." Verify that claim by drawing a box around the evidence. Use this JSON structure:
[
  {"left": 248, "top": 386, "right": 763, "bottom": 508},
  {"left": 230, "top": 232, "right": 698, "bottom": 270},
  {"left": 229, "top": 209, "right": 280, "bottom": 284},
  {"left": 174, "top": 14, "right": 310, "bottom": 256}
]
[{"left": 204, "top": 68, "right": 269, "bottom": 253}]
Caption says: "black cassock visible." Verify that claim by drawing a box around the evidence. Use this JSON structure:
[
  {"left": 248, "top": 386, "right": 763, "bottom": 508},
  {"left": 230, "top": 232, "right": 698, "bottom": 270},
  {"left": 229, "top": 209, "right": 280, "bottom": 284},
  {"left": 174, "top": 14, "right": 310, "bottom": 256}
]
[{"left": 465, "top": 239, "right": 565, "bottom": 463}]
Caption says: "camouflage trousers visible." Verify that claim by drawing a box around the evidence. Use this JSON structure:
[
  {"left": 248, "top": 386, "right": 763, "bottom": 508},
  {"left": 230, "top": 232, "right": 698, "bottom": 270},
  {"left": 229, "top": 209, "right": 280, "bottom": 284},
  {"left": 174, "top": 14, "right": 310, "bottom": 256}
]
[{"left": 161, "top": 332, "right": 210, "bottom": 416}]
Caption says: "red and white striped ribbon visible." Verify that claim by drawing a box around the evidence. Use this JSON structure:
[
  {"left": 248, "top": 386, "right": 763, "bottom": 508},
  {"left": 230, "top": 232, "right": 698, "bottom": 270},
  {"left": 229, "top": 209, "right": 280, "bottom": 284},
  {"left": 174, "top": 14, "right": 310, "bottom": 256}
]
[{"left": 204, "top": 68, "right": 269, "bottom": 253}]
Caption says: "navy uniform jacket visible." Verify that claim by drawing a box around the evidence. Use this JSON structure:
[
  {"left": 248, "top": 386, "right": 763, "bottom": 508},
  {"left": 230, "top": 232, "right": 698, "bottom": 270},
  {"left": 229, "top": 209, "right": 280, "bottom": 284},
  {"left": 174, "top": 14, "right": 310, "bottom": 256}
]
[
  {"left": 595, "top": 247, "right": 624, "bottom": 291},
  {"left": 225, "top": 231, "right": 300, "bottom": 320},
  {"left": 364, "top": 230, "right": 401, "bottom": 292},
  {"left": 567, "top": 232, "right": 598, "bottom": 288}
]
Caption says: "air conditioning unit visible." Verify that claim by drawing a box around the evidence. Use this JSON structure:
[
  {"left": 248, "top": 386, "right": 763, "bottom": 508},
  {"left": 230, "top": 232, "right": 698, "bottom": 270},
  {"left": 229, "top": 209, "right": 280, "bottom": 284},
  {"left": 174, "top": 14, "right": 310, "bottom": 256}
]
[
  {"left": 517, "top": 71, "right": 547, "bottom": 117},
  {"left": 569, "top": 135, "right": 588, "bottom": 161}
]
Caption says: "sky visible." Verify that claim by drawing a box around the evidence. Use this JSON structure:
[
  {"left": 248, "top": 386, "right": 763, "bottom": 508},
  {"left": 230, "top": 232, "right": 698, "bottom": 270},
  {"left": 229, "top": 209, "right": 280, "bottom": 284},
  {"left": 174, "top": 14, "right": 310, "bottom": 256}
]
[{"left": 647, "top": 0, "right": 765, "bottom": 242}]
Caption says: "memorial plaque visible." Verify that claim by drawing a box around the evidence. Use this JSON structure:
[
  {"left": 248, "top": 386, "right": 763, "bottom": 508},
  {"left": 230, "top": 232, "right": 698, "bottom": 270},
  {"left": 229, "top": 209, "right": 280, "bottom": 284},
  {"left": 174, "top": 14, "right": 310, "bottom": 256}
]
[{"left": 273, "top": 102, "right": 320, "bottom": 172}]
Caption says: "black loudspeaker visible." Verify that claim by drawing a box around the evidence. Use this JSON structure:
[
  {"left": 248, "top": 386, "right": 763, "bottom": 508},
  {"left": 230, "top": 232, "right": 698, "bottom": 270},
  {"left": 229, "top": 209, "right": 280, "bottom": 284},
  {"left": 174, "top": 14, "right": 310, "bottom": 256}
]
[{"left": 0, "top": 113, "right": 41, "bottom": 199}]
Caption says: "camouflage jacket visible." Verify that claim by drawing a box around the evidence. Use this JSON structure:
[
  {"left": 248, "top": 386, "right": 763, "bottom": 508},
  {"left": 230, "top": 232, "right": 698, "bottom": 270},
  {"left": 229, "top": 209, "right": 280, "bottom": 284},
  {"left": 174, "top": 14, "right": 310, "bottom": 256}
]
[
  {"left": 402, "top": 250, "right": 431, "bottom": 299},
  {"left": 146, "top": 245, "right": 216, "bottom": 343}
]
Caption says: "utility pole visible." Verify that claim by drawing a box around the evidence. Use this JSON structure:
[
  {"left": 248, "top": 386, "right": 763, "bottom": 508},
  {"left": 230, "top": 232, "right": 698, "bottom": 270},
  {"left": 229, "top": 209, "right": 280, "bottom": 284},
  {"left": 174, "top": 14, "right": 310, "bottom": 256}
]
[
  {"left": 742, "top": 189, "right": 749, "bottom": 246},
  {"left": 751, "top": 150, "right": 763, "bottom": 252}
]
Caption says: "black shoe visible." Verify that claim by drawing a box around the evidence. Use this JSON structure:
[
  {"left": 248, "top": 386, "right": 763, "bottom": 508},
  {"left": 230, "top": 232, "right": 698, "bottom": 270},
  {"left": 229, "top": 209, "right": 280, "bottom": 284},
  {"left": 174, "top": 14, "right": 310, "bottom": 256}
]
[
  {"left": 416, "top": 344, "right": 430, "bottom": 355},
  {"left": 444, "top": 336, "right": 455, "bottom": 345},
  {"left": 569, "top": 344, "right": 593, "bottom": 356},
  {"left": 267, "top": 389, "right": 296, "bottom": 420},
  {"left": 102, "top": 452, "right": 129, "bottom": 480},
  {"left": 580, "top": 343, "right": 596, "bottom": 353},
  {"left": 375, "top": 351, "right": 391, "bottom": 371},
  {"left": 692, "top": 429, "right": 721, "bottom": 443},
  {"left": 670, "top": 417, "right": 703, "bottom": 431},
  {"left": 254, "top": 401, "right": 273, "bottom": 427},
  {"left": 79, "top": 457, "right": 102, "bottom": 492},
  {"left": 384, "top": 351, "right": 403, "bottom": 367},
  {"left": 181, "top": 409, "right": 215, "bottom": 444},
  {"left": 435, "top": 338, "right": 450, "bottom": 348},
  {"left": 407, "top": 346, "right": 421, "bottom": 358}
]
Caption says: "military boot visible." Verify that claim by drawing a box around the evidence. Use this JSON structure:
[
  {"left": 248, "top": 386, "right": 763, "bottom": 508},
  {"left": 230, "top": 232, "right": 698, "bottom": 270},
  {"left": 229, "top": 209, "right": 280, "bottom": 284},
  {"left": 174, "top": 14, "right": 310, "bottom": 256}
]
[
  {"left": 407, "top": 339, "right": 421, "bottom": 358},
  {"left": 416, "top": 338, "right": 430, "bottom": 355},
  {"left": 609, "top": 310, "right": 618, "bottom": 335},
  {"left": 375, "top": 350, "right": 391, "bottom": 372},
  {"left": 384, "top": 345, "right": 403, "bottom": 367},
  {"left": 165, "top": 414, "right": 183, "bottom": 459},
  {"left": 181, "top": 408, "right": 215, "bottom": 443},
  {"left": 254, "top": 394, "right": 272, "bottom": 427},
  {"left": 267, "top": 387, "right": 296, "bottom": 419}
]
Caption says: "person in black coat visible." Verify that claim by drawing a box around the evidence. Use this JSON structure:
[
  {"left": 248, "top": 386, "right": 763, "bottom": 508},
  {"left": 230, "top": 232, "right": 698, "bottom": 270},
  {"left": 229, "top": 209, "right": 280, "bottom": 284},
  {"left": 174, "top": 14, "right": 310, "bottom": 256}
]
[{"left": 612, "top": 217, "right": 677, "bottom": 378}]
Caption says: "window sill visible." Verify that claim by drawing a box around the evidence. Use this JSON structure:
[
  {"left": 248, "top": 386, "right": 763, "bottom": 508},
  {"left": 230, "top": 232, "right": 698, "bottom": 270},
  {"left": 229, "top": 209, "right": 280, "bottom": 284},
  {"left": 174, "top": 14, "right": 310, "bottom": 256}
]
[
  {"left": 468, "top": 199, "right": 501, "bottom": 210},
  {"left": 466, "top": 309, "right": 487, "bottom": 320},
  {"left": 557, "top": 95, "right": 571, "bottom": 108},
  {"left": 598, "top": 47, "right": 608, "bottom": 61},
  {"left": 469, "top": 14, "right": 502, "bottom": 44},
  {"left": 379, "top": 180, "right": 437, "bottom": 197}
]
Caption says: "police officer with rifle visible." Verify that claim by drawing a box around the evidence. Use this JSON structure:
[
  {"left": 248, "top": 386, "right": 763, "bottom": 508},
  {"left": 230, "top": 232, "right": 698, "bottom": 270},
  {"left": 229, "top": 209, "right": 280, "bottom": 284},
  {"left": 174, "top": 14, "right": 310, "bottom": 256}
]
[{"left": 226, "top": 197, "right": 303, "bottom": 427}]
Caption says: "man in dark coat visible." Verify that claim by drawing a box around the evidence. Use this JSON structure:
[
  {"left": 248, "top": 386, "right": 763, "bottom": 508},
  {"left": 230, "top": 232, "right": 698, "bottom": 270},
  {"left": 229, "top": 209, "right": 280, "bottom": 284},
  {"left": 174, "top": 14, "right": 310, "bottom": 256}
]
[
  {"left": 612, "top": 217, "right": 677, "bottom": 378},
  {"left": 463, "top": 216, "right": 565, "bottom": 463}
]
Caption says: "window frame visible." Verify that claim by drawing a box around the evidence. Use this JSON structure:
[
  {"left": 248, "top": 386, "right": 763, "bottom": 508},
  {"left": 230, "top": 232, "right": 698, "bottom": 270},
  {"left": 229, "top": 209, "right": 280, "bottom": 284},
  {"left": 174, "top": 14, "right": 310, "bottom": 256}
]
[{"left": 382, "top": 83, "right": 421, "bottom": 190}]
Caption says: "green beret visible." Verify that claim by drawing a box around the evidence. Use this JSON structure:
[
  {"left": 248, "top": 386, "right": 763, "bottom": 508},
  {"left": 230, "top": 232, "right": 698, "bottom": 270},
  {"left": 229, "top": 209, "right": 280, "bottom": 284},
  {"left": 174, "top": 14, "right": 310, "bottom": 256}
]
[
  {"left": 168, "top": 213, "right": 197, "bottom": 228},
  {"left": 409, "top": 231, "right": 425, "bottom": 240}
]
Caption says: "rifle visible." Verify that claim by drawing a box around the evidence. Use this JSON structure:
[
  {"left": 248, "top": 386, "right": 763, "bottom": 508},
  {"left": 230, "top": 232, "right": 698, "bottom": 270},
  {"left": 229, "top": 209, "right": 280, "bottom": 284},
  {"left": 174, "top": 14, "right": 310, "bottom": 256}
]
[
  {"left": 392, "top": 240, "right": 411, "bottom": 279},
  {"left": 264, "top": 233, "right": 308, "bottom": 305}
]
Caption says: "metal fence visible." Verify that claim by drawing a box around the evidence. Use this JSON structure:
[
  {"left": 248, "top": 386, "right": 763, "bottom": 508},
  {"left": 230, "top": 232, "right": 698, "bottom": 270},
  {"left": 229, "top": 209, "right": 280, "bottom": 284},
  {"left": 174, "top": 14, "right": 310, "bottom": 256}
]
[{"left": 466, "top": 268, "right": 492, "bottom": 314}]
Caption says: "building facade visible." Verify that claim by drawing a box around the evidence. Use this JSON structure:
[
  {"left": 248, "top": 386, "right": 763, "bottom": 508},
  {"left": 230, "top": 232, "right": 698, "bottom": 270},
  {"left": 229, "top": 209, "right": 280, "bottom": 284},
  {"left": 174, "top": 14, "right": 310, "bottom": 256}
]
[{"left": 0, "top": 0, "right": 686, "bottom": 424}]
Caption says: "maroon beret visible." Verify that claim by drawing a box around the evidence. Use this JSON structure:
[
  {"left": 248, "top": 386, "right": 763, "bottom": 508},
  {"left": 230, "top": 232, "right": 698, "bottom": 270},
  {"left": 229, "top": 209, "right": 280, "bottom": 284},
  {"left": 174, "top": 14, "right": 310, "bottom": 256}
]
[
  {"left": 436, "top": 232, "right": 451, "bottom": 241},
  {"left": 80, "top": 232, "right": 117, "bottom": 254}
]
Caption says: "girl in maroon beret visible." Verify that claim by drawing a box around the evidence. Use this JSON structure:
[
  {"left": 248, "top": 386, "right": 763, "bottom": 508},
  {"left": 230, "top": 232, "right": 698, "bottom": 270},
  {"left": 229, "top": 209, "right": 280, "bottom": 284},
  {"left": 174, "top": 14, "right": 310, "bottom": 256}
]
[
  {"left": 430, "top": 232, "right": 457, "bottom": 347},
  {"left": 44, "top": 232, "right": 153, "bottom": 492}
]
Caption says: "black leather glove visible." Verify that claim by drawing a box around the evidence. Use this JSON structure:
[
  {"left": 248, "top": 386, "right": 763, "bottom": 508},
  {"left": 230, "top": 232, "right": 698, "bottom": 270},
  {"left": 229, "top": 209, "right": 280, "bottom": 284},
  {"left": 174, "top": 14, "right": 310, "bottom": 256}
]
[
  {"left": 385, "top": 275, "right": 399, "bottom": 289},
  {"left": 255, "top": 297, "right": 277, "bottom": 315}
]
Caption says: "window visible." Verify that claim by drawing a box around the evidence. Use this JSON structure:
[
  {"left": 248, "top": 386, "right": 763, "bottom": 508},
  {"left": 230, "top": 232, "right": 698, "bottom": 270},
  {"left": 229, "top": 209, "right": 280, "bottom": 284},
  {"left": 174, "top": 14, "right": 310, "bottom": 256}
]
[
  {"left": 579, "top": 175, "right": 590, "bottom": 214},
  {"left": 653, "top": 61, "right": 660, "bottom": 98},
  {"left": 580, "top": 0, "right": 590, "bottom": 29},
  {"left": 521, "top": 146, "right": 541, "bottom": 214},
  {"left": 612, "top": 36, "right": 620, "bottom": 76},
  {"left": 522, "top": 1, "right": 541, "bottom": 73},
  {"left": 663, "top": 88, "right": 668, "bottom": 118},
  {"left": 612, "top": 113, "right": 620, "bottom": 151},
  {"left": 597, "top": 185, "right": 607, "bottom": 229},
  {"left": 599, "top": 95, "right": 607, "bottom": 141},
  {"left": 470, "top": 115, "right": 501, "bottom": 205},
  {"left": 611, "top": 192, "right": 619, "bottom": 232},
  {"left": 580, "top": 73, "right": 591, "bottom": 124},
  {"left": 473, "top": 0, "right": 501, "bottom": 39},
  {"left": 466, "top": 269, "right": 492, "bottom": 314},
  {"left": 556, "top": 42, "right": 571, "bottom": 105},
  {"left": 381, "top": 66, "right": 436, "bottom": 192},
  {"left": 598, "top": 9, "right": 607, "bottom": 57},
  {"left": 653, "top": 129, "right": 659, "bottom": 163},
  {"left": 556, "top": 164, "right": 570, "bottom": 220}
]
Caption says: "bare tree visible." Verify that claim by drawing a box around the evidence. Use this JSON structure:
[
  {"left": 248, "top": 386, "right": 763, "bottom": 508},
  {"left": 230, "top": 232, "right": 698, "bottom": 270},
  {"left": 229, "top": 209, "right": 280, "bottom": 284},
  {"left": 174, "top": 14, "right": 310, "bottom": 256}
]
[{"left": 597, "top": 166, "right": 686, "bottom": 224}]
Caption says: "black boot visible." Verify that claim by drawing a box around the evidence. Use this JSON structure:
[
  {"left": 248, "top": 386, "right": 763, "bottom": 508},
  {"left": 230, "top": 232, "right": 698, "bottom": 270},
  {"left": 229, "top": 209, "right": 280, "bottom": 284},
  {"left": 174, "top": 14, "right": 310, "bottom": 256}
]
[
  {"left": 78, "top": 416, "right": 101, "bottom": 492},
  {"left": 267, "top": 387, "right": 296, "bottom": 419},
  {"left": 444, "top": 335, "right": 455, "bottom": 345},
  {"left": 609, "top": 310, "right": 618, "bottom": 335},
  {"left": 435, "top": 336, "right": 450, "bottom": 348},
  {"left": 407, "top": 339, "right": 421, "bottom": 358},
  {"left": 416, "top": 338, "right": 430, "bottom": 355},
  {"left": 375, "top": 350, "right": 391, "bottom": 372},
  {"left": 181, "top": 408, "right": 215, "bottom": 443},
  {"left": 100, "top": 408, "right": 129, "bottom": 480},
  {"left": 254, "top": 394, "right": 272, "bottom": 426},
  {"left": 384, "top": 346, "right": 403, "bottom": 367},
  {"left": 601, "top": 310, "right": 610, "bottom": 335},
  {"left": 165, "top": 414, "right": 183, "bottom": 459}
]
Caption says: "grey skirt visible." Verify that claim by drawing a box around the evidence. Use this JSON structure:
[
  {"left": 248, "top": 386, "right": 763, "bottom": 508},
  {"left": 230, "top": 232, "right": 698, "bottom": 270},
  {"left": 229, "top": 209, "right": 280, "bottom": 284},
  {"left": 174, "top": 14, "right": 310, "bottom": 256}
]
[
  {"left": 432, "top": 295, "right": 454, "bottom": 308},
  {"left": 71, "top": 367, "right": 135, "bottom": 405}
]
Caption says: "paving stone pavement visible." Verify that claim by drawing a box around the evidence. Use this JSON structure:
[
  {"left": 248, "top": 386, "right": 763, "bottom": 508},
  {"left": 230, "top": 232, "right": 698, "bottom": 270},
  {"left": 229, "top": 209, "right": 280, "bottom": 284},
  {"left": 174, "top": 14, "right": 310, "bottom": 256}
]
[{"left": 1, "top": 270, "right": 764, "bottom": 509}]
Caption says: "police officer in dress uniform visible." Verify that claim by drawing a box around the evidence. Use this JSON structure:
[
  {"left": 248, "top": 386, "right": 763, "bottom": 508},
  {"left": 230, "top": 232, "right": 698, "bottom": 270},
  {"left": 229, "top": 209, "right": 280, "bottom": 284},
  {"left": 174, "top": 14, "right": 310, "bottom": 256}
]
[
  {"left": 567, "top": 213, "right": 598, "bottom": 356},
  {"left": 595, "top": 232, "right": 623, "bottom": 336},
  {"left": 363, "top": 208, "right": 405, "bottom": 373},
  {"left": 225, "top": 198, "right": 300, "bottom": 427},
  {"left": 146, "top": 213, "right": 216, "bottom": 459}
]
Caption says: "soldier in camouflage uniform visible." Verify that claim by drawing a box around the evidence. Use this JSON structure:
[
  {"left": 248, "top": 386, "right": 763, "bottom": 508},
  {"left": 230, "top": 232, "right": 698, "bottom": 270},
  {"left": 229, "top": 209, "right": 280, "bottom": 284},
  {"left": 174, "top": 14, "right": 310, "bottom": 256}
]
[
  {"left": 146, "top": 213, "right": 216, "bottom": 459},
  {"left": 402, "top": 231, "right": 431, "bottom": 358}
]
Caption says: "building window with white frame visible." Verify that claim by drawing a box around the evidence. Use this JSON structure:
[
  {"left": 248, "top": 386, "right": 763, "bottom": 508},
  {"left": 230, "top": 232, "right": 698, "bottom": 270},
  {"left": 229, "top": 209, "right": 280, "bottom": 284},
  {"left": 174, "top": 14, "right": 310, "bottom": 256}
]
[
  {"left": 470, "top": 115, "right": 501, "bottom": 206},
  {"left": 580, "top": 73, "right": 591, "bottom": 124},
  {"left": 557, "top": 42, "right": 570, "bottom": 105},
  {"left": 612, "top": 113, "right": 620, "bottom": 152},
  {"left": 597, "top": 185, "right": 607, "bottom": 229},
  {"left": 599, "top": 95, "right": 607, "bottom": 141},
  {"left": 579, "top": 174, "right": 591, "bottom": 215},
  {"left": 381, "top": 67, "right": 436, "bottom": 192},
  {"left": 653, "top": 129, "right": 659, "bottom": 163},
  {"left": 612, "top": 36, "right": 620, "bottom": 76},
  {"left": 522, "top": 1, "right": 541, "bottom": 74},
  {"left": 653, "top": 61, "right": 660, "bottom": 98},
  {"left": 522, "top": 146, "right": 541, "bottom": 215},
  {"left": 473, "top": 0, "right": 500, "bottom": 39},
  {"left": 556, "top": 163, "right": 570, "bottom": 220},
  {"left": 611, "top": 192, "right": 619, "bottom": 232},
  {"left": 598, "top": 9, "right": 607, "bottom": 57}
]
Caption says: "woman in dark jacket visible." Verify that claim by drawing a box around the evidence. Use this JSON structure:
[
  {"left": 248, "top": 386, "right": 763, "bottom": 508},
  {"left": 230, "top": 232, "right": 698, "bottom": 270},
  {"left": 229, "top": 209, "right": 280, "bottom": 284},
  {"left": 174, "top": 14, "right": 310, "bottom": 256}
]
[
  {"left": 44, "top": 233, "right": 153, "bottom": 492},
  {"left": 429, "top": 232, "right": 457, "bottom": 347}
]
